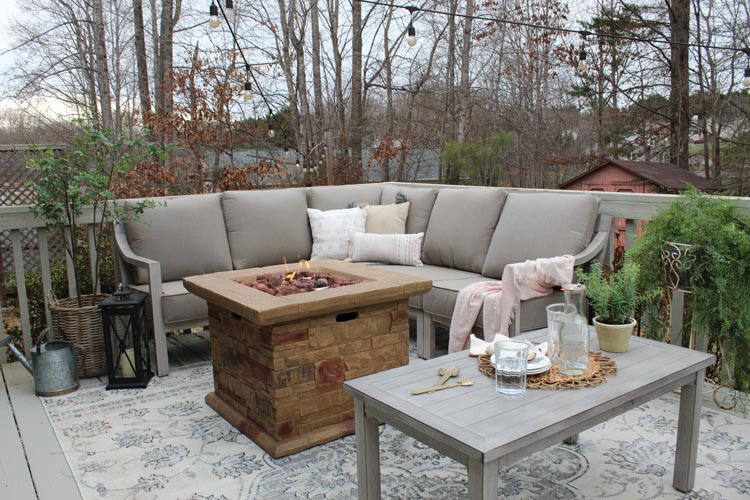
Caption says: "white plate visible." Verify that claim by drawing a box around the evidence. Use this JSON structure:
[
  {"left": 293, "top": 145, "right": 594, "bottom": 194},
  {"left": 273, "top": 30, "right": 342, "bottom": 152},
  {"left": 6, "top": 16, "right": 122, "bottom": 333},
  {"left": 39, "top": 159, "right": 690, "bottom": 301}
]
[{"left": 490, "top": 354, "right": 551, "bottom": 375}]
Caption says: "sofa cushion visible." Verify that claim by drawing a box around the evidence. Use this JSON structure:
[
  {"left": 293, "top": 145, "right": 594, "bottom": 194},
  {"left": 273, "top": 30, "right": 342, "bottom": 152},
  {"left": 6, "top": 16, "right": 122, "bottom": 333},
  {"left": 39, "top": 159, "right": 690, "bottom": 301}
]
[
  {"left": 349, "top": 232, "right": 424, "bottom": 266},
  {"left": 366, "top": 202, "right": 410, "bottom": 234},
  {"left": 307, "top": 184, "right": 383, "bottom": 211},
  {"left": 482, "top": 192, "right": 599, "bottom": 278},
  {"left": 421, "top": 187, "right": 507, "bottom": 273},
  {"left": 381, "top": 185, "right": 438, "bottom": 234},
  {"left": 422, "top": 277, "right": 499, "bottom": 328},
  {"left": 221, "top": 189, "right": 312, "bottom": 269},
  {"left": 125, "top": 193, "right": 232, "bottom": 284},
  {"left": 307, "top": 206, "right": 368, "bottom": 260},
  {"left": 422, "top": 278, "right": 564, "bottom": 332},
  {"left": 367, "top": 264, "right": 481, "bottom": 309},
  {"left": 132, "top": 281, "right": 207, "bottom": 325}
]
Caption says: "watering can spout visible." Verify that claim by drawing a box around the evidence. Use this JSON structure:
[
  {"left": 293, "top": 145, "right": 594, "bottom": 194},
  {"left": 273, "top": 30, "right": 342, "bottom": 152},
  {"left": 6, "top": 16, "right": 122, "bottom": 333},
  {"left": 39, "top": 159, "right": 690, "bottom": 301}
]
[{"left": 0, "top": 334, "right": 33, "bottom": 374}]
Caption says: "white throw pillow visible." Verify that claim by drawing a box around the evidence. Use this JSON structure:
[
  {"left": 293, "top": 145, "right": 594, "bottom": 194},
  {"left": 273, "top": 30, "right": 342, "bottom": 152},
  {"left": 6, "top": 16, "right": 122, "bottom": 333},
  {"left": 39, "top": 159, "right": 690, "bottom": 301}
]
[
  {"left": 307, "top": 207, "right": 368, "bottom": 260},
  {"left": 365, "top": 202, "right": 410, "bottom": 234},
  {"left": 348, "top": 232, "right": 424, "bottom": 266}
]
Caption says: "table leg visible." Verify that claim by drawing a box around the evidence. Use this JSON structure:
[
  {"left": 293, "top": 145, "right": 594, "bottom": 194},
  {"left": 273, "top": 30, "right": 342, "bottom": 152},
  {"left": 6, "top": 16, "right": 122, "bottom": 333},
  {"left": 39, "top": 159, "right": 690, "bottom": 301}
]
[
  {"left": 467, "top": 458, "right": 498, "bottom": 500},
  {"left": 417, "top": 311, "right": 436, "bottom": 359},
  {"left": 673, "top": 369, "right": 704, "bottom": 493},
  {"left": 354, "top": 398, "right": 381, "bottom": 500},
  {"left": 563, "top": 434, "right": 579, "bottom": 445}
]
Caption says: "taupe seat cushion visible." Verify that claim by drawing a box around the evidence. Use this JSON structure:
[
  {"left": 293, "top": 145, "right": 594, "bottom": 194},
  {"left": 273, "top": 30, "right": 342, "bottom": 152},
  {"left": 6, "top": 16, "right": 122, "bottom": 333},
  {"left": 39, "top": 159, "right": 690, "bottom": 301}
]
[
  {"left": 307, "top": 184, "right": 383, "bottom": 211},
  {"left": 423, "top": 278, "right": 564, "bottom": 332},
  {"left": 125, "top": 194, "right": 233, "bottom": 284},
  {"left": 482, "top": 192, "right": 599, "bottom": 278},
  {"left": 380, "top": 185, "right": 438, "bottom": 234},
  {"left": 131, "top": 281, "right": 208, "bottom": 325},
  {"left": 221, "top": 189, "right": 312, "bottom": 269},
  {"left": 422, "top": 188, "right": 507, "bottom": 273},
  {"left": 369, "top": 264, "right": 482, "bottom": 309}
]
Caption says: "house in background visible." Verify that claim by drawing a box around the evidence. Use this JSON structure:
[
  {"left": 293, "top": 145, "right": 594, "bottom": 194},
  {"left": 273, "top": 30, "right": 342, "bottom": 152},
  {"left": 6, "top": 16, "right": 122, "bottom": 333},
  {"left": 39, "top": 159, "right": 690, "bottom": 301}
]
[{"left": 558, "top": 158, "right": 722, "bottom": 257}]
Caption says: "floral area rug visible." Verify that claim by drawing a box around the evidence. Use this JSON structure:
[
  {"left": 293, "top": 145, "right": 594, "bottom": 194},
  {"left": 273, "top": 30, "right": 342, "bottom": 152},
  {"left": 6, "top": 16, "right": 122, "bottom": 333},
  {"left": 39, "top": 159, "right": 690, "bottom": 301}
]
[{"left": 42, "top": 362, "right": 750, "bottom": 500}]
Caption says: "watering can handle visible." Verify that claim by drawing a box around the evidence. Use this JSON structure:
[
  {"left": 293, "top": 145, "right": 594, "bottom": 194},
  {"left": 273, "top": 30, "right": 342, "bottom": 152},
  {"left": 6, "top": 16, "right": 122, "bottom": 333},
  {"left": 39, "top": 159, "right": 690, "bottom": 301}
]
[{"left": 35, "top": 327, "right": 51, "bottom": 353}]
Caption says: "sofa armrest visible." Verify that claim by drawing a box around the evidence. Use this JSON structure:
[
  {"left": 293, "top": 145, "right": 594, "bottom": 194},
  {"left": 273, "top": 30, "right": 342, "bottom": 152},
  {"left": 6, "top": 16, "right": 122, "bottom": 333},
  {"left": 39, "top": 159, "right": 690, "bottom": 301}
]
[{"left": 573, "top": 214, "right": 612, "bottom": 267}]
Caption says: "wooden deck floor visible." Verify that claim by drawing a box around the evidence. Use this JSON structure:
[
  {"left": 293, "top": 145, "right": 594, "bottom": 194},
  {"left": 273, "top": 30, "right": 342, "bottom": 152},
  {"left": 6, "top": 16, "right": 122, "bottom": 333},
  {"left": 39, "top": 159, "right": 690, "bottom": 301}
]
[
  {"left": 0, "top": 331, "right": 211, "bottom": 500},
  {"left": 1, "top": 328, "right": 746, "bottom": 500}
]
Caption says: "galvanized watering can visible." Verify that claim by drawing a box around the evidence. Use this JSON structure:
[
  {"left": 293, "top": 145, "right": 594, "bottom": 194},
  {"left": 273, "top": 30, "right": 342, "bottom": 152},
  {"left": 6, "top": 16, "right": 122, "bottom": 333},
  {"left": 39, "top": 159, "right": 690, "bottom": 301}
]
[{"left": 0, "top": 328, "right": 79, "bottom": 397}]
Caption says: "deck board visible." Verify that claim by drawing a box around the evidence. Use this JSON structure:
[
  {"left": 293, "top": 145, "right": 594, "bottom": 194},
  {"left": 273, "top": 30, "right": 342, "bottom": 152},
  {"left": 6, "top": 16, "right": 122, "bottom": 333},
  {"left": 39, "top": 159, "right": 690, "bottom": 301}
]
[
  {"left": 4, "top": 362, "right": 82, "bottom": 500},
  {"left": 0, "top": 366, "right": 38, "bottom": 500}
]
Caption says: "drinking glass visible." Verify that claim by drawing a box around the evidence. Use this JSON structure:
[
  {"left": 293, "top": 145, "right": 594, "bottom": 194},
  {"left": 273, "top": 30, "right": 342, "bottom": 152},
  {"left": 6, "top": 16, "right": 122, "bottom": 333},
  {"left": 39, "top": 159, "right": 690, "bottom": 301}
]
[
  {"left": 546, "top": 303, "right": 573, "bottom": 363},
  {"left": 494, "top": 340, "right": 529, "bottom": 397}
]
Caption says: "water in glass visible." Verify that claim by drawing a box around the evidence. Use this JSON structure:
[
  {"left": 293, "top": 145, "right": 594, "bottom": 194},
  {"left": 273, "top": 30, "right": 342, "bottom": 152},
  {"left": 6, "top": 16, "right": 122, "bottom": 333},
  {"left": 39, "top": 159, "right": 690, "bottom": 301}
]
[{"left": 494, "top": 340, "right": 529, "bottom": 396}]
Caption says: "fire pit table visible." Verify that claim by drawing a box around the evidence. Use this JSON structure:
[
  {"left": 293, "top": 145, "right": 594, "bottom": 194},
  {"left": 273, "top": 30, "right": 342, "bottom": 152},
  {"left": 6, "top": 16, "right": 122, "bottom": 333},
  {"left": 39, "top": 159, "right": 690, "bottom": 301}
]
[{"left": 183, "top": 260, "right": 431, "bottom": 458}]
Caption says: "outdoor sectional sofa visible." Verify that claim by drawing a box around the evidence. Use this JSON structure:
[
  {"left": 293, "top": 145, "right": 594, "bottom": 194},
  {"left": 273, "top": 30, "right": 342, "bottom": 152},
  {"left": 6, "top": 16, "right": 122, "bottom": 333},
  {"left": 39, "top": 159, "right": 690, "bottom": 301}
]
[{"left": 113, "top": 182, "right": 612, "bottom": 376}]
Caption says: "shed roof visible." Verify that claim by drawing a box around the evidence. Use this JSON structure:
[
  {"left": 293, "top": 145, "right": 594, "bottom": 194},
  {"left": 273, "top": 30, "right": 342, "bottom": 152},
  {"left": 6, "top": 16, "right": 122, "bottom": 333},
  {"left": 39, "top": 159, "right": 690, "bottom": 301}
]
[{"left": 559, "top": 159, "right": 722, "bottom": 192}]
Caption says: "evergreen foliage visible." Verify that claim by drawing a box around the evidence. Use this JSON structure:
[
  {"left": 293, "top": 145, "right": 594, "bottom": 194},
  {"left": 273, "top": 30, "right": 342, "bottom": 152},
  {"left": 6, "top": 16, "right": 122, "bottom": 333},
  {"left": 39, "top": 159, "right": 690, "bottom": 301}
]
[{"left": 629, "top": 186, "right": 750, "bottom": 392}]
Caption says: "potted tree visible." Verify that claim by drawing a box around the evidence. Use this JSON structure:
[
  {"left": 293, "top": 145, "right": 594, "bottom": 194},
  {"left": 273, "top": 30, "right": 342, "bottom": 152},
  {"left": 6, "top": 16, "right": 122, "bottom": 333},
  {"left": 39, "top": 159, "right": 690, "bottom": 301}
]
[
  {"left": 27, "top": 122, "right": 158, "bottom": 377},
  {"left": 576, "top": 262, "right": 646, "bottom": 352}
]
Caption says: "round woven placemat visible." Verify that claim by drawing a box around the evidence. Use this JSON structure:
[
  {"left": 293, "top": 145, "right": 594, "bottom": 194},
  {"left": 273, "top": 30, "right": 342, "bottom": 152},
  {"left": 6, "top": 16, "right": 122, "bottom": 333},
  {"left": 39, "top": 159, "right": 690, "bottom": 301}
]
[{"left": 477, "top": 352, "right": 617, "bottom": 390}]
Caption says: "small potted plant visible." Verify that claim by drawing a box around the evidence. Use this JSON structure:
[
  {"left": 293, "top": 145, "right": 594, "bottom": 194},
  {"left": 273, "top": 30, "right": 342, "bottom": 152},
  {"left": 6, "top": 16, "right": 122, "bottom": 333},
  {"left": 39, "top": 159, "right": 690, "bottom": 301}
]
[{"left": 576, "top": 261, "right": 646, "bottom": 352}]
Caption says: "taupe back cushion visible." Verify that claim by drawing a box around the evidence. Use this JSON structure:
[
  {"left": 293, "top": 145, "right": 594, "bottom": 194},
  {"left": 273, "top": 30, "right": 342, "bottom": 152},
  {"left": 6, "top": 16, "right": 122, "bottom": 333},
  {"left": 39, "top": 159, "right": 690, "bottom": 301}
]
[
  {"left": 422, "top": 188, "right": 507, "bottom": 273},
  {"left": 307, "top": 184, "right": 383, "bottom": 211},
  {"left": 482, "top": 192, "right": 600, "bottom": 278},
  {"left": 222, "top": 189, "right": 312, "bottom": 269},
  {"left": 381, "top": 185, "right": 438, "bottom": 234},
  {"left": 125, "top": 193, "right": 233, "bottom": 284}
]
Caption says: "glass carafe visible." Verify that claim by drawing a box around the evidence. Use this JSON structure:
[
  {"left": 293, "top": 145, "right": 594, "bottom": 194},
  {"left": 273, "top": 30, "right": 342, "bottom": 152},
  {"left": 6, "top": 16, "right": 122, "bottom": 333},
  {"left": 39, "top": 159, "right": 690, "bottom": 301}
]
[{"left": 558, "top": 284, "right": 589, "bottom": 376}]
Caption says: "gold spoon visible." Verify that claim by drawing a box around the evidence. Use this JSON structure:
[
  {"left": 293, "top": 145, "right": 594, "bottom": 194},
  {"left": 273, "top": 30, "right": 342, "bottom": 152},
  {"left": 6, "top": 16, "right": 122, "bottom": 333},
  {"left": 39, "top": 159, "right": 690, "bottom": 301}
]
[
  {"left": 436, "top": 366, "right": 460, "bottom": 386},
  {"left": 411, "top": 378, "right": 475, "bottom": 395},
  {"left": 435, "top": 366, "right": 461, "bottom": 386}
]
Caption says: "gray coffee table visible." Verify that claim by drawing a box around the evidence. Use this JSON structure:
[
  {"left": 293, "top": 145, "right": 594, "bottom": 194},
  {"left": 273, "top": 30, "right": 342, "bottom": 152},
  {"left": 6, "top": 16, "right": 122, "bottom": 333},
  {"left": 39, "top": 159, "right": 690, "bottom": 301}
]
[{"left": 343, "top": 331, "right": 715, "bottom": 499}]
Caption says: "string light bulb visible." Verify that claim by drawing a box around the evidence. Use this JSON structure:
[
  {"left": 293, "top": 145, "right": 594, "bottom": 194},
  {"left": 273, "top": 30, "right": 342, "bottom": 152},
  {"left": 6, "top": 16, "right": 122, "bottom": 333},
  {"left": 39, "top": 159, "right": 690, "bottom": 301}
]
[
  {"left": 243, "top": 81, "right": 252, "bottom": 101},
  {"left": 407, "top": 24, "right": 416, "bottom": 47},
  {"left": 577, "top": 30, "right": 591, "bottom": 72},
  {"left": 209, "top": 1, "right": 221, "bottom": 28},
  {"left": 744, "top": 66, "right": 750, "bottom": 88},
  {"left": 268, "top": 124, "right": 276, "bottom": 138},
  {"left": 578, "top": 48, "right": 588, "bottom": 72},
  {"left": 406, "top": 7, "right": 417, "bottom": 47},
  {"left": 224, "top": 0, "right": 234, "bottom": 22}
]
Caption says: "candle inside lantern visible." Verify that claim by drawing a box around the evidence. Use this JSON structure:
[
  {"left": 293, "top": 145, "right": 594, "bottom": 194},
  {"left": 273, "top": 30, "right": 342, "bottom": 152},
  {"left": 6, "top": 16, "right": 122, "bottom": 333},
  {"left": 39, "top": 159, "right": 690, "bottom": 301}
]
[{"left": 120, "top": 348, "right": 136, "bottom": 377}]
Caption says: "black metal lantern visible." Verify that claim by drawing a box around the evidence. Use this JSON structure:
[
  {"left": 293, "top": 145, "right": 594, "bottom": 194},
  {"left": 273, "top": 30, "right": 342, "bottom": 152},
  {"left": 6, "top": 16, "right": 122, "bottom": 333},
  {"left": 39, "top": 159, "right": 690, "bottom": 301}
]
[{"left": 99, "top": 284, "right": 153, "bottom": 389}]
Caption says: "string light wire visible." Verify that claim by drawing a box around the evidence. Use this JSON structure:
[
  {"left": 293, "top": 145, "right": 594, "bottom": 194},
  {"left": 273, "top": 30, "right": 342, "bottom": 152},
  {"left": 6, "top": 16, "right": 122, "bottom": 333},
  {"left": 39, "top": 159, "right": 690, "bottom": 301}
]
[
  {"left": 355, "top": 0, "right": 748, "bottom": 55},
  {"left": 212, "top": 1, "right": 281, "bottom": 137}
]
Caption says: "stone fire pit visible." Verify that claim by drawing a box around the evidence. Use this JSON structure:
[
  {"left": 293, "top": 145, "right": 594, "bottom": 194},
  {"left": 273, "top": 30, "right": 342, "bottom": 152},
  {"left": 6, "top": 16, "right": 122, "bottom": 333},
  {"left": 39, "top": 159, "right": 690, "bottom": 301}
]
[{"left": 183, "top": 260, "right": 431, "bottom": 458}]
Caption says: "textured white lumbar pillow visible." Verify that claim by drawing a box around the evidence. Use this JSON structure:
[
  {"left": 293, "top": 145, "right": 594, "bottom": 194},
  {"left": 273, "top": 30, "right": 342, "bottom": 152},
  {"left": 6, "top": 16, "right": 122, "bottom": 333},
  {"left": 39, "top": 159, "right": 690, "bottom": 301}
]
[
  {"left": 307, "top": 206, "right": 368, "bottom": 260},
  {"left": 348, "top": 232, "right": 424, "bottom": 266}
]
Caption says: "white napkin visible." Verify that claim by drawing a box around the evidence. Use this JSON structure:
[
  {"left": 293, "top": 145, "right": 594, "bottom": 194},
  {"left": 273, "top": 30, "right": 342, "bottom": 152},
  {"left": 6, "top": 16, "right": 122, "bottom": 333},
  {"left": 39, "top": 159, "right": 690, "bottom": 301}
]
[
  {"left": 468, "top": 334, "right": 510, "bottom": 356},
  {"left": 468, "top": 334, "right": 549, "bottom": 358}
]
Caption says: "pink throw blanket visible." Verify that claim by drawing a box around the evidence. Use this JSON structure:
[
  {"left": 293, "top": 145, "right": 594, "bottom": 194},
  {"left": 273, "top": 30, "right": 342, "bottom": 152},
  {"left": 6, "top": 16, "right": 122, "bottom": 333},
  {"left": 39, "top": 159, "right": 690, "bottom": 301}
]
[{"left": 447, "top": 255, "right": 575, "bottom": 353}]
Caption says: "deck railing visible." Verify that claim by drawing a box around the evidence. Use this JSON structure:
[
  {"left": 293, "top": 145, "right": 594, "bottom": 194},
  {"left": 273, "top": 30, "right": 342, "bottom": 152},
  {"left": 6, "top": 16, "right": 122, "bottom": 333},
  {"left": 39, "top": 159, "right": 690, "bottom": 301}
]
[{"left": 1, "top": 187, "right": 749, "bottom": 359}]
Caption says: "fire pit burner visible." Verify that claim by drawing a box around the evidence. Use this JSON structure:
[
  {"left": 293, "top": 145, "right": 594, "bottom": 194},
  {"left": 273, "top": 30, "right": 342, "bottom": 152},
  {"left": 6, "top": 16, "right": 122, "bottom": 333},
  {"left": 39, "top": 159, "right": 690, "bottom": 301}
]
[{"left": 238, "top": 271, "right": 361, "bottom": 296}]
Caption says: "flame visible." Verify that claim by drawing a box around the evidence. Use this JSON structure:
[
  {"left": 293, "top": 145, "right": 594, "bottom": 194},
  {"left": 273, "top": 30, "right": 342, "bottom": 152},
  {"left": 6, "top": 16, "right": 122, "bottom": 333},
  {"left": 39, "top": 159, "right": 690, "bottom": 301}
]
[
  {"left": 282, "top": 256, "right": 294, "bottom": 281},
  {"left": 283, "top": 257, "right": 309, "bottom": 281}
]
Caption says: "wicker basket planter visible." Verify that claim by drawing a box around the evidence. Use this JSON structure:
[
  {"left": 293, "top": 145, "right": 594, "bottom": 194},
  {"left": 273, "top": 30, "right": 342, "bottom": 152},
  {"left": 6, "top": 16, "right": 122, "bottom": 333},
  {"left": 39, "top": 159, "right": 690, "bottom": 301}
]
[
  {"left": 593, "top": 316, "right": 637, "bottom": 353},
  {"left": 50, "top": 294, "right": 110, "bottom": 377}
]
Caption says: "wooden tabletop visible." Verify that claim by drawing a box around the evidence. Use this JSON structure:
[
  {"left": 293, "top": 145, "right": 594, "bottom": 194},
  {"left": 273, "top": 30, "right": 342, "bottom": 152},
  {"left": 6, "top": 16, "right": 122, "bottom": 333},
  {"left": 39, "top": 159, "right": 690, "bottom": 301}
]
[{"left": 344, "top": 331, "right": 716, "bottom": 464}]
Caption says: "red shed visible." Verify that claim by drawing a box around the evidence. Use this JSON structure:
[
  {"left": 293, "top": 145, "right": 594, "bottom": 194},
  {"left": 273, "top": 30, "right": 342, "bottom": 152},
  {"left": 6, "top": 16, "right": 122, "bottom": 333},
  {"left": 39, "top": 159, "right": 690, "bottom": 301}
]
[{"left": 559, "top": 159, "right": 721, "bottom": 255}]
